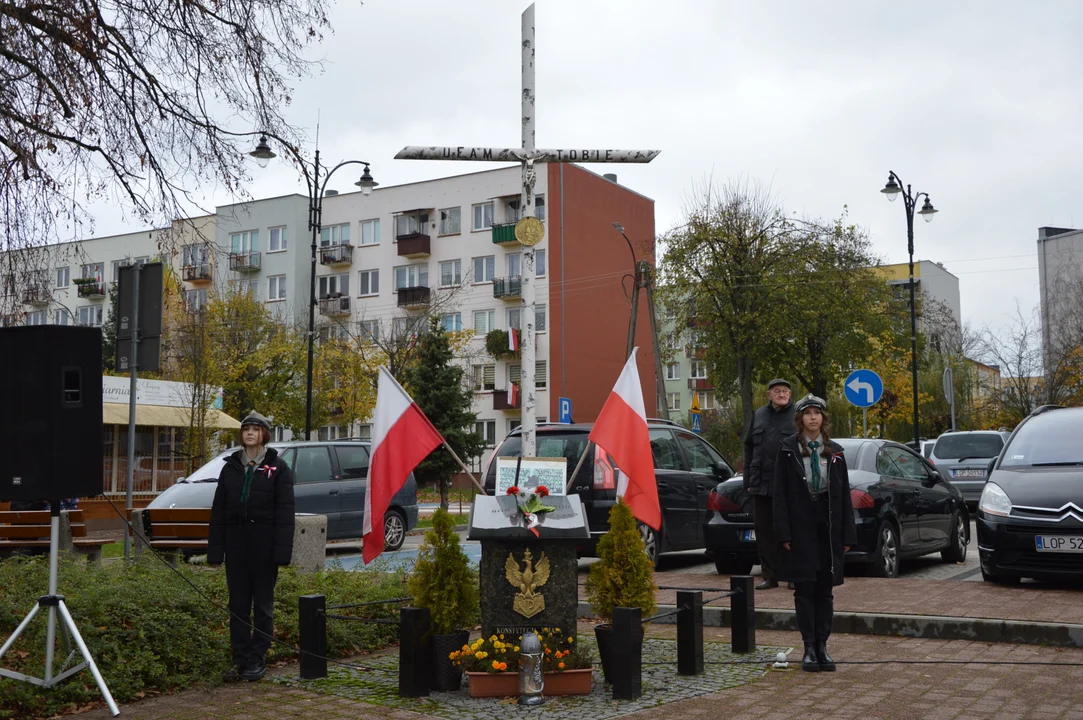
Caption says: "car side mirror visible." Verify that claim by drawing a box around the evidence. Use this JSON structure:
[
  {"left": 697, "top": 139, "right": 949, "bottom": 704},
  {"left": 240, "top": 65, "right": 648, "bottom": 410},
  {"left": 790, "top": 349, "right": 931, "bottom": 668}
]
[{"left": 712, "top": 462, "right": 733, "bottom": 480}]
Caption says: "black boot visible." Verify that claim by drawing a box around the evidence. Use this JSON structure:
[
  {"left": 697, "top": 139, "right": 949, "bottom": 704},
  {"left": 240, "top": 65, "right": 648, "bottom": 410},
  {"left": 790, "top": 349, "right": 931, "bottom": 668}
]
[
  {"left": 816, "top": 640, "right": 835, "bottom": 672},
  {"left": 801, "top": 642, "right": 820, "bottom": 672},
  {"left": 222, "top": 663, "right": 243, "bottom": 683},
  {"left": 242, "top": 656, "right": 266, "bottom": 682}
]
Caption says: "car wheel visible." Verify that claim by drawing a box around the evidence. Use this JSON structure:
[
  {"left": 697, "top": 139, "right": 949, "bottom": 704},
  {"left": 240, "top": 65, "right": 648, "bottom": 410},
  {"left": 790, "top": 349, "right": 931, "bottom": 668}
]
[
  {"left": 871, "top": 521, "right": 900, "bottom": 578},
  {"left": 638, "top": 522, "right": 661, "bottom": 569},
  {"left": 981, "top": 566, "right": 1021, "bottom": 585},
  {"left": 714, "top": 558, "right": 754, "bottom": 576},
  {"left": 384, "top": 510, "right": 407, "bottom": 551},
  {"left": 941, "top": 511, "right": 968, "bottom": 563}
]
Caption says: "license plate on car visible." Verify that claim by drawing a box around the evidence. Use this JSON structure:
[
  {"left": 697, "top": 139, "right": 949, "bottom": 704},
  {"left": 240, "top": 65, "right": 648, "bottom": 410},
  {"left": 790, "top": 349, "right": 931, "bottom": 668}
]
[
  {"left": 951, "top": 469, "right": 986, "bottom": 478},
  {"left": 1035, "top": 536, "right": 1083, "bottom": 552},
  {"left": 741, "top": 530, "right": 756, "bottom": 542}
]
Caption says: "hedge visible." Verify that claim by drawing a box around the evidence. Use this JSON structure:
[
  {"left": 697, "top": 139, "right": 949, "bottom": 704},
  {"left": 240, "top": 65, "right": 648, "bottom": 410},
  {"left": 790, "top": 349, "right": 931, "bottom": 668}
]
[{"left": 0, "top": 554, "right": 407, "bottom": 719}]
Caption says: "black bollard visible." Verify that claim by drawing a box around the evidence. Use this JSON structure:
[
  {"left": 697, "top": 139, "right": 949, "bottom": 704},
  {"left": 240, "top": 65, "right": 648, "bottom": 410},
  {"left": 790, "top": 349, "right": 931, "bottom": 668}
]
[
  {"left": 398, "top": 607, "right": 431, "bottom": 697},
  {"left": 299, "top": 594, "right": 327, "bottom": 679},
  {"left": 676, "top": 590, "right": 703, "bottom": 676},
  {"left": 611, "top": 607, "right": 642, "bottom": 700},
  {"left": 730, "top": 575, "right": 756, "bottom": 653}
]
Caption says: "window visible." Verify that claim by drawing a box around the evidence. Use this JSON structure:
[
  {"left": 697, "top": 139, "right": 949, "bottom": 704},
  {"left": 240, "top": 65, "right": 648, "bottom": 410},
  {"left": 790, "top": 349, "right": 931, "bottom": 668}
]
[
  {"left": 318, "top": 325, "right": 348, "bottom": 343},
  {"left": 231, "top": 278, "right": 259, "bottom": 298},
  {"left": 268, "top": 275, "right": 287, "bottom": 301},
  {"left": 81, "top": 262, "right": 104, "bottom": 281},
  {"left": 54, "top": 310, "right": 70, "bottom": 325},
  {"left": 55, "top": 266, "right": 70, "bottom": 288},
  {"left": 111, "top": 260, "right": 124, "bottom": 282},
  {"left": 359, "top": 219, "right": 380, "bottom": 246},
  {"left": 185, "top": 288, "right": 208, "bottom": 311},
  {"left": 269, "top": 226, "right": 286, "bottom": 252},
  {"left": 180, "top": 245, "right": 209, "bottom": 268},
  {"left": 508, "top": 361, "right": 547, "bottom": 389},
  {"left": 536, "top": 249, "right": 547, "bottom": 277},
  {"left": 439, "top": 259, "right": 462, "bottom": 287},
  {"left": 536, "top": 304, "right": 547, "bottom": 332},
  {"left": 475, "top": 420, "right": 497, "bottom": 445},
  {"left": 666, "top": 333, "right": 681, "bottom": 350},
  {"left": 508, "top": 307, "right": 521, "bottom": 330},
  {"left": 230, "top": 230, "right": 259, "bottom": 253},
  {"left": 393, "top": 264, "right": 428, "bottom": 290},
  {"left": 335, "top": 445, "right": 370, "bottom": 479},
  {"left": 472, "top": 202, "right": 493, "bottom": 231},
  {"left": 357, "top": 269, "right": 379, "bottom": 296},
  {"left": 395, "top": 211, "right": 428, "bottom": 238},
  {"left": 320, "top": 223, "right": 350, "bottom": 246},
  {"left": 359, "top": 319, "right": 380, "bottom": 341},
  {"left": 474, "top": 364, "right": 495, "bottom": 391},
  {"left": 25, "top": 310, "right": 47, "bottom": 326},
  {"left": 319, "top": 273, "right": 349, "bottom": 298},
  {"left": 293, "top": 446, "right": 334, "bottom": 483},
  {"left": 649, "top": 429, "right": 684, "bottom": 471},
  {"left": 667, "top": 392, "right": 682, "bottom": 411},
  {"left": 666, "top": 362, "right": 681, "bottom": 380},
  {"left": 536, "top": 194, "right": 546, "bottom": 222},
  {"left": 392, "top": 315, "right": 421, "bottom": 338},
  {"left": 690, "top": 360, "right": 707, "bottom": 379},
  {"left": 440, "top": 313, "right": 463, "bottom": 332},
  {"left": 78, "top": 305, "right": 103, "bottom": 327},
  {"left": 881, "top": 446, "right": 928, "bottom": 481},
  {"left": 932, "top": 433, "right": 1004, "bottom": 461},
  {"left": 507, "top": 252, "right": 522, "bottom": 278},
  {"left": 356, "top": 424, "right": 372, "bottom": 442},
  {"left": 439, "top": 207, "right": 461, "bottom": 235},
  {"left": 474, "top": 309, "right": 495, "bottom": 334},
  {"left": 696, "top": 391, "right": 715, "bottom": 410},
  {"left": 473, "top": 255, "right": 495, "bottom": 283},
  {"left": 675, "top": 431, "right": 727, "bottom": 475}
]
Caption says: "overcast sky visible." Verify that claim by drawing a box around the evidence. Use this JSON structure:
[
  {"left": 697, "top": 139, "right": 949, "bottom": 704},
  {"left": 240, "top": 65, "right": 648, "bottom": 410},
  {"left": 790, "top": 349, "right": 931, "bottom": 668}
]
[{"left": 88, "top": 0, "right": 1083, "bottom": 333}]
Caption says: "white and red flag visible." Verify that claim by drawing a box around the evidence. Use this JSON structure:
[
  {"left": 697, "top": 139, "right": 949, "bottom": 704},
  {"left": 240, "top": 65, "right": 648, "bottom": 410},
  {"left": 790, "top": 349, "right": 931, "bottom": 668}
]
[
  {"left": 508, "top": 382, "right": 519, "bottom": 407},
  {"left": 363, "top": 367, "right": 444, "bottom": 563},
  {"left": 588, "top": 348, "right": 661, "bottom": 530},
  {"left": 509, "top": 327, "right": 520, "bottom": 352}
]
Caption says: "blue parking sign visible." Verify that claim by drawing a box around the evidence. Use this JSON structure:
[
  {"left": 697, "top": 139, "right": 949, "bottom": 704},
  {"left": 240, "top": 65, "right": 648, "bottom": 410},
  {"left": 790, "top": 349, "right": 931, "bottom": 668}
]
[{"left": 558, "top": 397, "right": 573, "bottom": 424}]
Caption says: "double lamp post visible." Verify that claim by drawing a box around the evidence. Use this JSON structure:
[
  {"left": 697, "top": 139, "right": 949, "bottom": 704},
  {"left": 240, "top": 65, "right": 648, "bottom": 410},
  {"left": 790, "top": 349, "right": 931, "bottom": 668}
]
[
  {"left": 249, "top": 135, "right": 378, "bottom": 439},
  {"left": 880, "top": 171, "right": 938, "bottom": 449}
]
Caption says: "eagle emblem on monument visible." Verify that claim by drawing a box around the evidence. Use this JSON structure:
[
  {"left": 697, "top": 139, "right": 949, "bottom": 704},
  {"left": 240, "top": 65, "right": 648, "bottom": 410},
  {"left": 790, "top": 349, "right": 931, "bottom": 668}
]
[{"left": 506, "top": 549, "right": 550, "bottom": 618}]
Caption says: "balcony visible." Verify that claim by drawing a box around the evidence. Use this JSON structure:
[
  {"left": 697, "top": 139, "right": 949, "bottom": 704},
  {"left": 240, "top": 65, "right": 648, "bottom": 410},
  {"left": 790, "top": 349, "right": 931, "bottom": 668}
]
[
  {"left": 687, "top": 378, "right": 712, "bottom": 391},
  {"left": 319, "top": 296, "right": 351, "bottom": 317},
  {"left": 319, "top": 244, "right": 353, "bottom": 266},
  {"left": 229, "top": 251, "right": 261, "bottom": 272},
  {"left": 75, "top": 280, "right": 106, "bottom": 299},
  {"left": 22, "top": 284, "right": 51, "bottom": 305},
  {"left": 491, "top": 222, "right": 518, "bottom": 246},
  {"left": 397, "top": 286, "right": 431, "bottom": 309},
  {"left": 396, "top": 232, "right": 431, "bottom": 258},
  {"left": 492, "top": 276, "right": 522, "bottom": 300},
  {"left": 182, "top": 264, "right": 212, "bottom": 283},
  {"left": 493, "top": 389, "right": 520, "bottom": 411}
]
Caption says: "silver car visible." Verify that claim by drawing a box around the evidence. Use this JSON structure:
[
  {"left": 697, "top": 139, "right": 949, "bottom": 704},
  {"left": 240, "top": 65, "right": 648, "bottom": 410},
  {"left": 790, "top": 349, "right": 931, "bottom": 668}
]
[{"left": 929, "top": 431, "right": 1009, "bottom": 508}]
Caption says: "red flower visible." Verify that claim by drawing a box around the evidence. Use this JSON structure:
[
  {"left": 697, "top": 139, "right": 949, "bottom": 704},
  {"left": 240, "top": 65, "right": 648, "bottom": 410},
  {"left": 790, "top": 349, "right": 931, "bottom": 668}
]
[
  {"left": 535, "top": 486, "right": 549, "bottom": 497},
  {"left": 506, "top": 486, "right": 520, "bottom": 495}
]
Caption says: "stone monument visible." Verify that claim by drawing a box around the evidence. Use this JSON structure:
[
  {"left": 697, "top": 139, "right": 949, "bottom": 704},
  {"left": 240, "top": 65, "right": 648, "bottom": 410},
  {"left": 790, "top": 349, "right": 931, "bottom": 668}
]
[{"left": 469, "top": 492, "right": 589, "bottom": 640}]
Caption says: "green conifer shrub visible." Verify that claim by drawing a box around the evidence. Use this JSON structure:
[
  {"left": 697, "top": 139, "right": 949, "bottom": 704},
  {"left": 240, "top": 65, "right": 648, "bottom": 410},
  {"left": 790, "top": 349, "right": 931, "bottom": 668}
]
[
  {"left": 407, "top": 508, "right": 479, "bottom": 634},
  {"left": 584, "top": 499, "right": 657, "bottom": 620}
]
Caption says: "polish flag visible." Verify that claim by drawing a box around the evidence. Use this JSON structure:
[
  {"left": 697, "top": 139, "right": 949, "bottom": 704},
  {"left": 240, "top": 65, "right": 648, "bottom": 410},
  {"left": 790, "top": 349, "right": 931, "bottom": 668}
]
[
  {"left": 509, "top": 327, "right": 520, "bottom": 352},
  {"left": 508, "top": 382, "right": 519, "bottom": 407},
  {"left": 588, "top": 348, "right": 661, "bottom": 530},
  {"left": 363, "top": 367, "right": 445, "bottom": 564}
]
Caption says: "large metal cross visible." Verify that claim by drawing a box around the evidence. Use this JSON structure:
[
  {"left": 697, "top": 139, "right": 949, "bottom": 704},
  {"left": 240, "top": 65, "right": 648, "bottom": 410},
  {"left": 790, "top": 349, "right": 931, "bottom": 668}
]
[{"left": 396, "top": 3, "right": 659, "bottom": 457}]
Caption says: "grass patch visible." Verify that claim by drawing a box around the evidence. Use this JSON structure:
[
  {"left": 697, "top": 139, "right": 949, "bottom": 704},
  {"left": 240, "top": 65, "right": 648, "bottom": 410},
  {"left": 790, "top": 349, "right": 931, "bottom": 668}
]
[
  {"left": 414, "top": 513, "right": 467, "bottom": 530},
  {"left": 415, "top": 485, "right": 480, "bottom": 505},
  {"left": 101, "top": 541, "right": 123, "bottom": 559}
]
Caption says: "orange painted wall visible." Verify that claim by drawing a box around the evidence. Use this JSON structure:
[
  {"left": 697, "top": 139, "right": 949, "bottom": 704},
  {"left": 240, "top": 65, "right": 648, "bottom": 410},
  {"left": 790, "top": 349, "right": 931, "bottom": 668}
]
[{"left": 547, "top": 164, "right": 658, "bottom": 422}]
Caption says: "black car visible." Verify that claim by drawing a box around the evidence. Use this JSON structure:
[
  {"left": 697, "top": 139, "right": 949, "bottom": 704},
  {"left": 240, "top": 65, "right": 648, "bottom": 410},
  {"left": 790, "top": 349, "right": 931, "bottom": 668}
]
[
  {"left": 483, "top": 420, "right": 735, "bottom": 565},
  {"left": 977, "top": 405, "right": 1083, "bottom": 584},
  {"left": 704, "top": 437, "right": 969, "bottom": 578},
  {"left": 149, "top": 440, "right": 419, "bottom": 550}
]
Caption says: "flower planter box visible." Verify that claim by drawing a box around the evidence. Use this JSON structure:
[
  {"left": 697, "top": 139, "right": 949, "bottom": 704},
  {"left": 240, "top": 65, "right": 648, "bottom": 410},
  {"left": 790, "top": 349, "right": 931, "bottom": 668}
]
[{"left": 466, "top": 667, "right": 594, "bottom": 698}]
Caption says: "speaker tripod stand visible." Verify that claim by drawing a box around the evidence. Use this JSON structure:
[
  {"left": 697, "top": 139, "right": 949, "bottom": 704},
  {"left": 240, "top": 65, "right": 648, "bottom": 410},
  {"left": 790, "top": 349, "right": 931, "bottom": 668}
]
[{"left": 0, "top": 506, "right": 119, "bottom": 716}]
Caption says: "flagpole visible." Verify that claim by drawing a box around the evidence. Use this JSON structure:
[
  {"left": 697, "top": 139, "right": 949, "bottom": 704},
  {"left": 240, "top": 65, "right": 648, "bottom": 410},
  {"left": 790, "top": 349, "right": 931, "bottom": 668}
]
[
  {"left": 564, "top": 441, "right": 594, "bottom": 494},
  {"left": 442, "top": 441, "right": 488, "bottom": 495}
]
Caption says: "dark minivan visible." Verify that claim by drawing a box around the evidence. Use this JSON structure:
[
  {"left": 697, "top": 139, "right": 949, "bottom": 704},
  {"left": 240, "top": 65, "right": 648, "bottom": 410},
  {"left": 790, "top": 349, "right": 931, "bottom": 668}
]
[{"left": 483, "top": 421, "right": 735, "bottom": 565}]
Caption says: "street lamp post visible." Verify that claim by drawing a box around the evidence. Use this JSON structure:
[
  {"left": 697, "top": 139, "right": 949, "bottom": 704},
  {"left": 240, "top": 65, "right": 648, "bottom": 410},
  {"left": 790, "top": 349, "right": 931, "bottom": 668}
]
[
  {"left": 880, "top": 171, "right": 938, "bottom": 450},
  {"left": 250, "top": 135, "right": 377, "bottom": 439}
]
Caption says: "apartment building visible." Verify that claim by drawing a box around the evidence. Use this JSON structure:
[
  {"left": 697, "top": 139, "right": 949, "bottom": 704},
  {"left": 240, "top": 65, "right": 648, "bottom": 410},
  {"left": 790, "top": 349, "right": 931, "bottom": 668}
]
[
  {"left": 878, "top": 260, "right": 962, "bottom": 331},
  {"left": 1036, "top": 225, "right": 1083, "bottom": 361},
  {"left": 8, "top": 164, "right": 657, "bottom": 458}
]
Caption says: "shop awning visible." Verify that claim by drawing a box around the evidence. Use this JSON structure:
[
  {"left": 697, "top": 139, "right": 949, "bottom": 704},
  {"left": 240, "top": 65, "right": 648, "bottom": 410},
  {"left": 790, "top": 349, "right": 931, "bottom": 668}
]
[{"left": 102, "top": 403, "right": 241, "bottom": 430}]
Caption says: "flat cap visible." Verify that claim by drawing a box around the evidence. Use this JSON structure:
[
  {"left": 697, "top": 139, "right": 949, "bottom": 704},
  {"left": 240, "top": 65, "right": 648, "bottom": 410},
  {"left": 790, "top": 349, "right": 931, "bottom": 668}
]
[{"left": 767, "top": 378, "right": 791, "bottom": 390}]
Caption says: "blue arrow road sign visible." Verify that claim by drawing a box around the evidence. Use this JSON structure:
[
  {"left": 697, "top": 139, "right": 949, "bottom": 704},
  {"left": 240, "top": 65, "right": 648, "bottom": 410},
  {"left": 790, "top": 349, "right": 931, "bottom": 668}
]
[
  {"left": 844, "top": 369, "right": 884, "bottom": 408},
  {"left": 691, "top": 412, "right": 702, "bottom": 433},
  {"left": 558, "top": 397, "right": 573, "bottom": 424}
]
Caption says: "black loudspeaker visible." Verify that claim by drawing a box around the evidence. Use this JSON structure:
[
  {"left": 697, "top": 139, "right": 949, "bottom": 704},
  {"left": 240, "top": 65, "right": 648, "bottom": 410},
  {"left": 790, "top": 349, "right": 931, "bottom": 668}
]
[{"left": 0, "top": 326, "right": 103, "bottom": 501}]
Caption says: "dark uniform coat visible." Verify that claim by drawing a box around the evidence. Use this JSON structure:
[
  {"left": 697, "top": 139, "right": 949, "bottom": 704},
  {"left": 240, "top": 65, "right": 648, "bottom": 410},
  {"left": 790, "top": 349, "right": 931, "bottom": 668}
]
[
  {"left": 772, "top": 435, "right": 857, "bottom": 586},
  {"left": 208, "top": 447, "right": 295, "bottom": 566},
  {"left": 743, "top": 402, "right": 796, "bottom": 496}
]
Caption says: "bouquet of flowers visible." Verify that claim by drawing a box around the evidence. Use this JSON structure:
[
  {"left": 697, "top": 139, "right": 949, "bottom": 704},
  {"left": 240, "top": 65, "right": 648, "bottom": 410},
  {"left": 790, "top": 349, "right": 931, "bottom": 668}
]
[
  {"left": 506, "top": 485, "right": 557, "bottom": 536},
  {"left": 449, "top": 629, "right": 592, "bottom": 674}
]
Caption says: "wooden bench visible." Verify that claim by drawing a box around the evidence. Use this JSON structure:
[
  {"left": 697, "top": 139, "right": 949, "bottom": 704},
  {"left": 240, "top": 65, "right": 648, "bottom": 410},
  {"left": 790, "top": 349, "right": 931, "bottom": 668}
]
[
  {"left": 129, "top": 508, "right": 211, "bottom": 559},
  {"left": 0, "top": 510, "right": 111, "bottom": 562}
]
